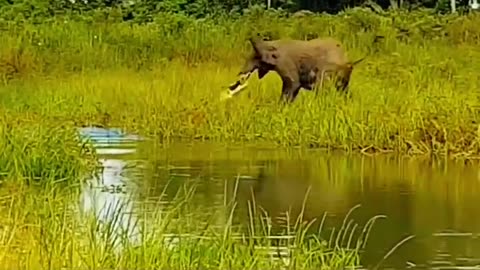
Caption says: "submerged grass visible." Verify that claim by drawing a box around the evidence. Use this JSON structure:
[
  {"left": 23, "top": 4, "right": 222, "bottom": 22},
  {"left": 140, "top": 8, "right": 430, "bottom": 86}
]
[
  {"left": 0, "top": 178, "right": 397, "bottom": 270},
  {"left": 0, "top": 7, "right": 479, "bottom": 164}
]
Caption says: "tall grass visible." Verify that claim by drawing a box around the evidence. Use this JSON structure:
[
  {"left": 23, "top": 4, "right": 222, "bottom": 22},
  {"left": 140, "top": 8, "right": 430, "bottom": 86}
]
[
  {"left": 0, "top": 112, "right": 98, "bottom": 184},
  {"left": 0, "top": 178, "right": 397, "bottom": 270},
  {"left": 1, "top": 8, "right": 480, "bottom": 158}
]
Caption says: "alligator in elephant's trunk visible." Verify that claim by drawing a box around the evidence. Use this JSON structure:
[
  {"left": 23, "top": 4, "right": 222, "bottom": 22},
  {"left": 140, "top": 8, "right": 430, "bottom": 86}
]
[
  {"left": 228, "top": 71, "right": 252, "bottom": 94},
  {"left": 219, "top": 71, "right": 252, "bottom": 100}
]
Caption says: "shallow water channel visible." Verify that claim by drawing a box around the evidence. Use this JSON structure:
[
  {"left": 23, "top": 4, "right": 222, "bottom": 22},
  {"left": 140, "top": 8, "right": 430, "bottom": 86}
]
[{"left": 78, "top": 127, "right": 480, "bottom": 270}]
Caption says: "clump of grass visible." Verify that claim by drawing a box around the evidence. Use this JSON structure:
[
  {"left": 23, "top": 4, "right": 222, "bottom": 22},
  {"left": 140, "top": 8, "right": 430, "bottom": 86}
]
[
  {"left": 0, "top": 112, "right": 98, "bottom": 184},
  {"left": 0, "top": 179, "right": 405, "bottom": 270}
]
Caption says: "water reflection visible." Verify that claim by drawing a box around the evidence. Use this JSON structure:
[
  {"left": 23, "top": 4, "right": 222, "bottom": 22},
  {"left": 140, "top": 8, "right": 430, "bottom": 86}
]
[
  {"left": 80, "top": 158, "right": 140, "bottom": 252},
  {"left": 139, "top": 144, "right": 480, "bottom": 269},
  {"left": 78, "top": 127, "right": 143, "bottom": 253}
]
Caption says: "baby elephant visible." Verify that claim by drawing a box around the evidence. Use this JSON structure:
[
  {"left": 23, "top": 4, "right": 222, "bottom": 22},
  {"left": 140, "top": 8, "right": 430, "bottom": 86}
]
[{"left": 229, "top": 37, "right": 365, "bottom": 103}]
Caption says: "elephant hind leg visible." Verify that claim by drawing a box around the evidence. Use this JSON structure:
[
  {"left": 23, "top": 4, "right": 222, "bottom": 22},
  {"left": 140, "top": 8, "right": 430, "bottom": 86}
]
[{"left": 335, "top": 64, "right": 354, "bottom": 93}]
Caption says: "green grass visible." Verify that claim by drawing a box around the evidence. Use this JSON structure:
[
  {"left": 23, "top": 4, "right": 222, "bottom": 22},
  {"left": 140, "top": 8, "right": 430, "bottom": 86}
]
[
  {"left": 0, "top": 8, "right": 479, "bottom": 179},
  {"left": 0, "top": 112, "right": 98, "bottom": 184},
  {"left": 0, "top": 179, "right": 398, "bottom": 270}
]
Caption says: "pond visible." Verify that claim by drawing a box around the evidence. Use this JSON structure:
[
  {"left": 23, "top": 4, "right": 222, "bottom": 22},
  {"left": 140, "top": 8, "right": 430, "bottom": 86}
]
[{"left": 78, "top": 127, "right": 480, "bottom": 270}]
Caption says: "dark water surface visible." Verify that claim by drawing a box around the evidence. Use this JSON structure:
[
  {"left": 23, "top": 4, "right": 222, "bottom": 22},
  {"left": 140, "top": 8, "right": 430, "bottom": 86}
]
[{"left": 79, "top": 127, "right": 480, "bottom": 270}]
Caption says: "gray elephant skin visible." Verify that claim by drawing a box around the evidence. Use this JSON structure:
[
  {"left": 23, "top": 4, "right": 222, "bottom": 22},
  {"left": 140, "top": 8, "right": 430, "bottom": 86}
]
[{"left": 230, "top": 37, "right": 365, "bottom": 103}]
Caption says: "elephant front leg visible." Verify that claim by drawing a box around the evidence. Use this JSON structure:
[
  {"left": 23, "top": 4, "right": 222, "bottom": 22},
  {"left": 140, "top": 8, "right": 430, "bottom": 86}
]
[{"left": 280, "top": 78, "right": 301, "bottom": 103}]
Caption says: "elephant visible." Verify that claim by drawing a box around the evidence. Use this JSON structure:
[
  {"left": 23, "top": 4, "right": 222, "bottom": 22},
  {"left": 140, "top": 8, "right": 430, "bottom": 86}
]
[{"left": 228, "top": 37, "right": 366, "bottom": 103}]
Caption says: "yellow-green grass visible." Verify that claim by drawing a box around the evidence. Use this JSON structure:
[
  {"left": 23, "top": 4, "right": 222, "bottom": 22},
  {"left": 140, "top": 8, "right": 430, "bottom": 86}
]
[
  {"left": 0, "top": 113, "right": 98, "bottom": 183},
  {"left": 0, "top": 180, "right": 392, "bottom": 270},
  {"left": 2, "top": 45, "right": 480, "bottom": 158},
  {"left": 0, "top": 8, "right": 479, "bottom": 169}
]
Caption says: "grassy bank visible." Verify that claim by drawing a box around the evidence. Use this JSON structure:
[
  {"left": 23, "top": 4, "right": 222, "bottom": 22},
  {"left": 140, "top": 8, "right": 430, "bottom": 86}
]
[
  {"left": 1, "top": 8, "right": 480, "bottom": 159},
  {"left": 0, "top": 112, "right": 98, "bottom": 184},
  {"left": 0, "top": 181, "right": 389, "bottom": 269}
]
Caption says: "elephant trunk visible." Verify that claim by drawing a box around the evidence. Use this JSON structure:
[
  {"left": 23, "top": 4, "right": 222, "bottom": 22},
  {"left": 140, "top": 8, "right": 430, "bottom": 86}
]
[{"left": 237, "top": 60, "right": 258, "bottom": 76}]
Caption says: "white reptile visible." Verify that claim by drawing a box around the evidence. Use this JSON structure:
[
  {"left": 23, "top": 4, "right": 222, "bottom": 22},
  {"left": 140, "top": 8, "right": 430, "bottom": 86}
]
[{"left": 220, "top": 72, "right": 252, "bottom": 101}]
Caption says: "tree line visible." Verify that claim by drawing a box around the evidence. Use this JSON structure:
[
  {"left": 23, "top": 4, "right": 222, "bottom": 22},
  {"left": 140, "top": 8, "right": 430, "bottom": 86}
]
[{"left": 0, "top": 0, "right": 474, "bottom": 22}]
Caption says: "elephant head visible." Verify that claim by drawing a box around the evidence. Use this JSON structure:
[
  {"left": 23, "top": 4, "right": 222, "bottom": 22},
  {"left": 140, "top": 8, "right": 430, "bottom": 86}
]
[
  {"left": 226, "top": 38, "right": 281, "bottom": 95},
  {"left": 237, "top": 38, "right": 280, "bottom": 80}
]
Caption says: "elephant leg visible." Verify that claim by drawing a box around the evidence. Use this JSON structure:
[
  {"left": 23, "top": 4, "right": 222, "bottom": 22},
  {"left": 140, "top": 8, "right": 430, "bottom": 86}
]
[
  {"left": 288, "top": 87, "right": 302, "bottom": 102},
  {"left": 335, "top": 64, "right": 354, "bottom": 93},
  {"left": 280, "top": 78, "right": 301, "bottom": 103}
]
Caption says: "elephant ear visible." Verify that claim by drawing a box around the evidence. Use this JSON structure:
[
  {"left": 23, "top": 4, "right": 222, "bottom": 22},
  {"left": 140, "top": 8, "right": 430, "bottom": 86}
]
[{"left": 248, "top": 38, "right": 279, "bottom": 66}]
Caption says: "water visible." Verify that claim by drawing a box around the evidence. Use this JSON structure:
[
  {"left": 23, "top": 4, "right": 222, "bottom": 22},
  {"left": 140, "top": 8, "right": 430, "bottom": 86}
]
[{"left": 78, "top": 127, "right": 480, "bottom": 270}]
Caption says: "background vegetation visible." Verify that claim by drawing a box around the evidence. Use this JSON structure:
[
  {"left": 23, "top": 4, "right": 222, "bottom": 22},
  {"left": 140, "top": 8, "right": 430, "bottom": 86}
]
[{"left": 0, "top": 0, "right": 476, "bottom": 22}]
